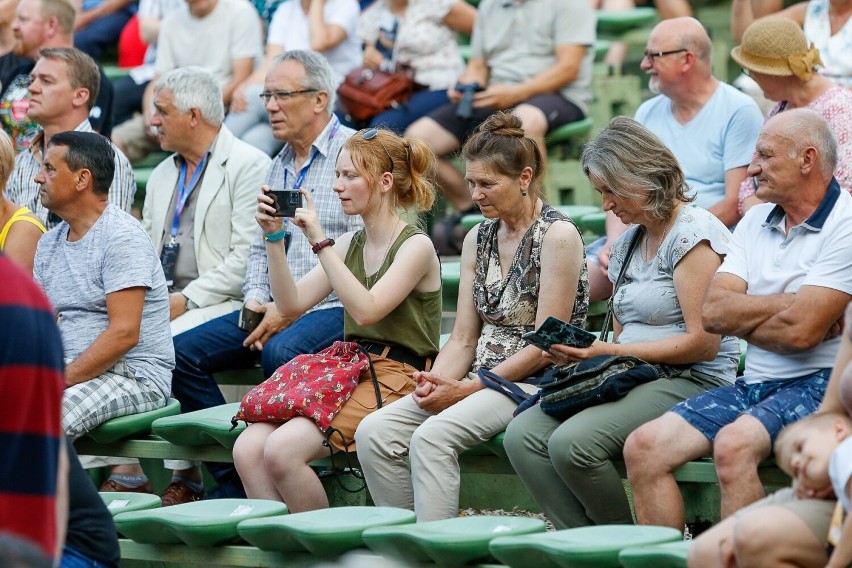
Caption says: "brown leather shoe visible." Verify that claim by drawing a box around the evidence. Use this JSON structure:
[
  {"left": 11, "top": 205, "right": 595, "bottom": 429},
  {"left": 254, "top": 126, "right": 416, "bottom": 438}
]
[
  {"left": 160, "top": 481, "right": 204, "bottom": 507},
  {"left": 99, "top": 478, "right": 153, "bottom": 494}
]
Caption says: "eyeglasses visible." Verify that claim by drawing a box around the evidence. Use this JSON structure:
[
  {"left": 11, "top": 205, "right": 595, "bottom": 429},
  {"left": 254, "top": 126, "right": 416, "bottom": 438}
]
[
  {"left": 259, "top": 89, "right": 318, "bottom": 104},
  {"left": 642, "top": 48, "right": 688, "bottom": 63},
  {"left": 362, "top": 128, "right": 394, "bottom": 174}
]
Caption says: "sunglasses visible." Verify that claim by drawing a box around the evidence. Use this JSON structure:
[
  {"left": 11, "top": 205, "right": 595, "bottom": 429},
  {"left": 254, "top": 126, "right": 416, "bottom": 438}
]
[{"left": 362, "top": 128, "right": 394, "bottom": 174}]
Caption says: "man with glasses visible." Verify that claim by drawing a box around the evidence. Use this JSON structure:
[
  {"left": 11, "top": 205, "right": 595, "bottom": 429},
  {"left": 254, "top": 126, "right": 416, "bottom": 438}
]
[
  {"left": 584, "top": 17, "right": 764, "bottom": 303},
  {"left": 164, "top": 50, "right": 360, "bottom": 500}
]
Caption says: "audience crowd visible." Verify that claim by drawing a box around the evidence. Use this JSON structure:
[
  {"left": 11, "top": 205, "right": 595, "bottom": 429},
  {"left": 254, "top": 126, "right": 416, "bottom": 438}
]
[{"left": 1, "top": 0, "right": 852, "bottom": 565}]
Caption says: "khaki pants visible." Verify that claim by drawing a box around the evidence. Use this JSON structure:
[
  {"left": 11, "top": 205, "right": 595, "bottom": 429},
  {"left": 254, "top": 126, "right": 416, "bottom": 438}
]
[{"left": 355, "top": 376, "right": 539, "bottom": 521}]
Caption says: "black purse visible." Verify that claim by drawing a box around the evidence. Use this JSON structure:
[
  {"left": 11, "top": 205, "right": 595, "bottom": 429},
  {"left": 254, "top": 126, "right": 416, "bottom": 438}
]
[{"left": 516, "top": 227, "right": 684, "bottom": 419}]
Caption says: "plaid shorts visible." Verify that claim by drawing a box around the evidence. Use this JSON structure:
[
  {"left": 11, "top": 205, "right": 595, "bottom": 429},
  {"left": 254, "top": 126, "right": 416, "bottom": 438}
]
[
  {"left": 671, "top": 369, "right": 831, "bottom": 443},
  {"left": 62, "top": 360, "right": 167, "bottom": 440}
]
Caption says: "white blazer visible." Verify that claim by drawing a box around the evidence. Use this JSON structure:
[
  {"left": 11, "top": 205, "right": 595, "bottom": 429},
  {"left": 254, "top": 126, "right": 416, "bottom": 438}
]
[{"left": 141, "top": 125, "right": 272, "bottom": 308}]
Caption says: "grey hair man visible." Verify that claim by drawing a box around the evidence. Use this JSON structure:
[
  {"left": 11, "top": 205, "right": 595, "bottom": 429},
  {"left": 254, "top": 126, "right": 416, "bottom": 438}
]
[
  {"left": 625, "top": 109, "right": 852, "bottom": 557},
  {"left": 100, "top": 67, "right": 271, "bottom": 506},
  {"left": 585, "top": 17, "right": 765, "bottom": 303}
]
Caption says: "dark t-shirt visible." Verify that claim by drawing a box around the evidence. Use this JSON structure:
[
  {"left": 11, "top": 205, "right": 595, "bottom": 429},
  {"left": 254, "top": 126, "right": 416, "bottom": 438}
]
[
  {"left": 0, "top": 59, "right": 114, "bottom": 151},
  {"left": 63, "top": 440, "right": 120, "bottom": 567}
]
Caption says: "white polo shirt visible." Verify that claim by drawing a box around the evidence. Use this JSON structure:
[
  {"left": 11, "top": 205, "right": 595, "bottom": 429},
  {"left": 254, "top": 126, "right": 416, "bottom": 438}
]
[{"left": 718, "top": 180, "right": 852, "bottom": 383}]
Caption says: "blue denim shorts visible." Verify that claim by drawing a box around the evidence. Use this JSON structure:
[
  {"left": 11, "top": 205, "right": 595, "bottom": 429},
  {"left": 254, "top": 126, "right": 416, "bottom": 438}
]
[{"left": 670, "top": 369, "right": 831, "bottom": 443}]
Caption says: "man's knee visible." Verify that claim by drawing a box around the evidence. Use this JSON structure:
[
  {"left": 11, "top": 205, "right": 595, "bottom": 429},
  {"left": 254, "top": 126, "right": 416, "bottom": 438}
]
[
  {"left": 405, "top": 117, "right": 457, "bottom": 155},
  {"left": 513, "top": 104, "right": 548, "bottom": 138},
  {"left": 713, "top": 418, "right": 771, "bottom": 483}
]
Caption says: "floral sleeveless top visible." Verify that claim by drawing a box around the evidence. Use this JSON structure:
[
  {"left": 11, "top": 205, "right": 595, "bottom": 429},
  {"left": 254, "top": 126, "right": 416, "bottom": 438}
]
[{"left": 471, "top": 204, "right": 589, "bottom": 371}]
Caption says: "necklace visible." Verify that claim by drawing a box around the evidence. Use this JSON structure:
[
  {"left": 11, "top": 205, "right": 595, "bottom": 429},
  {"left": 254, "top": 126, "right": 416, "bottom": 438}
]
[
  {"left": 365, "top": 218, "right": 402, "bottom": 287},
  {"left": 642, "top": 209, "right": 677, "bottom": 261}
]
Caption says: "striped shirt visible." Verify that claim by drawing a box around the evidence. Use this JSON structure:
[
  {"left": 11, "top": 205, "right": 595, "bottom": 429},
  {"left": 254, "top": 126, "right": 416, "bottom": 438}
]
[
  {"left": 0, "top": 255, "right": 65, "bottom": 559},
  {"left": 242, "top": 115, "right": 361, "bottom": 309},
  {"left": 7, "top": 120, "right": 136, "bottom": 229}
]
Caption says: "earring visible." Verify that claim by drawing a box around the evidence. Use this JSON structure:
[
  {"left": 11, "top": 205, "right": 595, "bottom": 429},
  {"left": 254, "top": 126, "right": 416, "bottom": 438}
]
[{"left": 521, "top": 190, "right": 528, "bottom": 197}]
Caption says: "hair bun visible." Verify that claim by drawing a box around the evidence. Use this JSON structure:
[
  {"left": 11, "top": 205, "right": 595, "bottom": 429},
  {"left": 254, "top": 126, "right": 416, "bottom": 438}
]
[{"left": 479, "top": 112, "right": 525, "bottom": 138}]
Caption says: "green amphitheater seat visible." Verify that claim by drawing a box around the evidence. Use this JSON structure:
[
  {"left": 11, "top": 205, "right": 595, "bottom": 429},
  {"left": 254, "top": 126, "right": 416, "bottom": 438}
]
[
  {"left": 596, "top": 7, "right": 657, "bottom": 34},
  {"left": 488, "top": 525, "right": 682, "bottom": 568},
  {"left": 482, "top": 430, "right": 508, "bottom": 460},
  {"left": 100, "top": 492, "right": 161, "bottom": 516},
  {"left": 84, "top": 398, "right": 181, "bottom": 444},
  {"left": 102, "top": 64, "right": 130, "bottom": 81},
  {"left": 460, "top": 205, "right": 600, "bottom": 232},
  {"left": 132, "top": 151, "right": 170, "bottom": 169},
  {"left": 113, "top": 499, "right": 287, "bottom": 547},
  {"left": 579, "top": 210, "right": 606, "bottom": 238},
  {"left": 739, "top": 339, "right": 748, "bottom": 375},
  {"left": 618, "top": 539, "right": 692, "bottom": 568},
  {"left": 238, "top": 506, "right": 415, "bottom": 555},
  {"left": 442, "top": 260, "right": 461, "bottom": 312},
  {"left": 362, "top": 515, "right": 546, "bottom": 566},
  {"left": 547, "top": 118, "right": 594, "bottom": 147},
  {"left": 152, "top": 402, "right": 244, "bottom": 449}
]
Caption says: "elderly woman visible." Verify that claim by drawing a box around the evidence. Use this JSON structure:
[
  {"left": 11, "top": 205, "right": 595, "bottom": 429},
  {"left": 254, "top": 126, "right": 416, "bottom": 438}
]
[
  {"left": 355, "top": 111, "right": 588, "bottom": 522},
  {"left": 734, "top": 16, "right": 852, "bottom": 214},
  {"left": 0, "top": 129, "right": 44, "bottom": 274},
  {"left": 503, "top": 117, "right": 739, "bottom": 529}
]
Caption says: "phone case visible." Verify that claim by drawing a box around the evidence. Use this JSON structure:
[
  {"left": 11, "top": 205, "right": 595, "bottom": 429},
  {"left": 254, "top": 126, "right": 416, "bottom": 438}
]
[{"left": 522, "top": 316, "right": 596, "bottom": 350}]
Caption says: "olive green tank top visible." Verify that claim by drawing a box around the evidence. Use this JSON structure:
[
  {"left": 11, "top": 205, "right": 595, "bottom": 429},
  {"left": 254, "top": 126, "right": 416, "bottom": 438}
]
[{"left": 343, "top": 224, "right": 441, "bottom": 357}]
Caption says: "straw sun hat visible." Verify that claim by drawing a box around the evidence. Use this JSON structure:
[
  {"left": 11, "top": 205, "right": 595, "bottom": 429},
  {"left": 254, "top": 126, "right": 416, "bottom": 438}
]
[{"left": 731, "top": 16, "right": 824, "bottom": 81}]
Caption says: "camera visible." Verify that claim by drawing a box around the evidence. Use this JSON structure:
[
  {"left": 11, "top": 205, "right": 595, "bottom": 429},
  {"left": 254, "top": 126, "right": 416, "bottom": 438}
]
[
  {"left": 269, "top": 190, "right": 303, "bottom": 217},
  {"left": 455, "top": 82, "right": 483, "bottom": 120}
]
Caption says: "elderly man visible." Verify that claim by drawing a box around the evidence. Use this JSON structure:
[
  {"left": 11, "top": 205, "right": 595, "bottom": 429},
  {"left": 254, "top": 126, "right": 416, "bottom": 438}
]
[
  {"left": 34, "top": 130, "right": 173, "bottom": 441},
  {"left": 163, "top": 50, "right": 359, "bottom": 500},
  {"left": 0, "top": 0, "right": 114, "bottom": 148},
  {"left": 111, "top": 0, "right": 261, "bottom": 163},
  {"left": 6, "top": 47, "right": 134, "bottom": 228},
  {"left": 141, "top": 67, "right": 270, "bottom": 336},
  {"left": 406, "top": 0, "right": 595, "bottom": 254},
  {"left": 103, "top": 67, "right": 270, "bottom": 506},
  {"left": 624, "top": 109, "right": 852, "bottom": 536},
  {"left": 586, "top": 17, "right": 764, "bottom": 301}
]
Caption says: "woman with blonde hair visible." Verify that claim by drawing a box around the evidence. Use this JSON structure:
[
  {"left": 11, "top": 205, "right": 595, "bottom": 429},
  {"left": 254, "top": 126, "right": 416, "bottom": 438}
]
[
  {"left": 233, "top": 127, "right": 442, "bottom": 513},
  {"left": 0, "top": 129, "right": 44, "bottom": 274}
]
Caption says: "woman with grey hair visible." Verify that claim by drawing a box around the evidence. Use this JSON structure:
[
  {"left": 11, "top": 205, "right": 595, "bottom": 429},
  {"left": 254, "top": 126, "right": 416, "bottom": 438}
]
[{"left": 503, "top": 116, "right": 739, "bottom": 530}]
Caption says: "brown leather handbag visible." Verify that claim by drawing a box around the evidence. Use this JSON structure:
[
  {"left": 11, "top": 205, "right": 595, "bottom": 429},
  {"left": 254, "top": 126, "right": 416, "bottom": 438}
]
[{"left": 337, "top": 67, "right": 416, "bottom": 123}]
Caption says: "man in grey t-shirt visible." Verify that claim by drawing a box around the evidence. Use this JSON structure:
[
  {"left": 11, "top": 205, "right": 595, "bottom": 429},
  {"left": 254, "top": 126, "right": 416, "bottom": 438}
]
[{"left": 33, "top": 131, "right": 174, "bottom": 459}]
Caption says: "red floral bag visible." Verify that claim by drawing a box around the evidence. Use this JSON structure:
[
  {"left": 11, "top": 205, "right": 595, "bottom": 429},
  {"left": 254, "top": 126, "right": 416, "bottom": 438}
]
[{"left": 231, "top": 341, "right": 371, "bottom": 431}]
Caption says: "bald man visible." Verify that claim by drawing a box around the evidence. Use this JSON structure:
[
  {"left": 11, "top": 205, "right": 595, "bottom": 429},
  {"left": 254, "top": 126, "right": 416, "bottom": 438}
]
[{"left": 586, "top": 17, "right": 764, "bottom": 302}]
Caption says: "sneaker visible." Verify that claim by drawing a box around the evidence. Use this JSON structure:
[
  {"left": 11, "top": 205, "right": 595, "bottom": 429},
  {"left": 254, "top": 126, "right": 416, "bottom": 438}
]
[
  {"left": 99, "top": 478, "right": 153, "bottom": 494},
  {"left": 160, "top": 481, "right": 204, "bottom": 507}
]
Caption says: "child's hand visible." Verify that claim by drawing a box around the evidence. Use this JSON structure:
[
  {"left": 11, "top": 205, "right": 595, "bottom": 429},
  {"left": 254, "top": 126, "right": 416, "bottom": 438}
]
[{"left": 792, "top": 477, "right": 835, "bottom": 500}]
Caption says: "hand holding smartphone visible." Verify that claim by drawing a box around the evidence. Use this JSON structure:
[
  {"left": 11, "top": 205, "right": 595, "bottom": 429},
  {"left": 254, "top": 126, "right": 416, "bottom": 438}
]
[
  {"left": 269, "top": 189, "right": 303, "bottom": 217},
  {"left": 522, "top": 316, "right": 596, "bottom": 351}
]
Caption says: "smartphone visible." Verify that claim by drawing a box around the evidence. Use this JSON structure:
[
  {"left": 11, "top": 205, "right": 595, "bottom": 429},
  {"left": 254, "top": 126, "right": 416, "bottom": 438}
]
[
  {"left": 269, "top": 189, "right": 303, "bottom": 218},
  {"left": 238, "top": 306, "right": 263, "bottom": 333},
  {"left": 522, "top": 316, "right": 597, "bottom": 351}
]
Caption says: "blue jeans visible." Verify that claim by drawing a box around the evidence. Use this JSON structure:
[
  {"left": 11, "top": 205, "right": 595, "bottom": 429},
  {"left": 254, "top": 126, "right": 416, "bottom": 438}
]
[
  {"left": 171, "top": 306, "right": 344, "bottom": 480},
  {"left": 369, "top": 89, "right": 451, "bottom": 134},
  {"left": 61, "top": 546, "right": 109, "bottom": 568},
  {"left": 73, "top": 8, "right": 134, "bottom": 60}
]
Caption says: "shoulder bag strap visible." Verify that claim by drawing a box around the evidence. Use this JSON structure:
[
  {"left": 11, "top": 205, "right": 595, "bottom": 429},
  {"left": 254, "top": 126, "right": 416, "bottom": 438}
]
[{"left": 600, "top": 226, "right": 644, "bottom": 342}]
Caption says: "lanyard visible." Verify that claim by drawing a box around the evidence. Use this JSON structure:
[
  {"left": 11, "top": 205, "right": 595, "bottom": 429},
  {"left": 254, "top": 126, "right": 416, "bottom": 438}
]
[
  {"left": 170, "top": 152, "right": 209, "bottom": 240},
  {"left": 283, "top": 118, "right": 341, "bottom": 190}
]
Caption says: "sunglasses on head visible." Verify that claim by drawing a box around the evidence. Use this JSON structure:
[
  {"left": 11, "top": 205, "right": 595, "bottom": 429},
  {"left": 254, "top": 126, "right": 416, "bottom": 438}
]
[{"left": 361, "top": 128, "right": 394, "bottom": 174}]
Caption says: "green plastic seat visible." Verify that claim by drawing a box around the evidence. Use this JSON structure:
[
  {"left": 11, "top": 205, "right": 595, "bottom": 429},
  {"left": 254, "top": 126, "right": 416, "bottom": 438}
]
[
  {"left": 131, "top": 151, "right": 170, "bottom": 169},
  {"left": 152, "top": 402, "right": 244, "bottom": 449},
  {"left": 488, "top": 525, "right": 682, "bottom": 568},
  {"left": 102, "top": 64, "right": 130, "bottom": 81},
  {"left": 362, "top": 515, "right": 546, "bottom": 566},
  {"left": 579, "top": 210, "right": 606, "bottom": 238},
  {"left": 619, "top": 539, "right": 692, "bottom": 568},
  {"left": 85, "top": 398, "right": 181, "bottom": 444},
  {"left": 596, "top": 7, "right": 657, "bottom": 33},
  {"left": 739, "top": 339, "right": 748, "bottom": 375},
  {"left": 238, "top": 506, "right": 415, "bottom": 555},
  {"left": 481, "top": 431, "right": 508, "bottom": 460},
  {"left": 442, "top": 260, "right": 461, "bottom": 312},
  {"left": 113, "top": 499, "right": 287, "bottom": 547},
  {"left": 461, "top": 205, "right": 599, "bottom": 232},
  {"left": 100, "top": 492, "right": 161, "bottom": 516},
  {"left": 546, "top": 118, "right": 594, "bottom": 147}
]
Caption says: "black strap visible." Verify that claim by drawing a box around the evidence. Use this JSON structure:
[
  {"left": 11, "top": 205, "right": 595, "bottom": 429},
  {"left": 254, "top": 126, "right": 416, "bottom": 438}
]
[
  {"left": 357, "top": 345, "right": 383, "bottom": 410},
  {"left": 478, "top": 369, "right": 530, "bottom": 405},
  {"left": 600, "top": 227, "right": 644, "bottom": 342}
]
